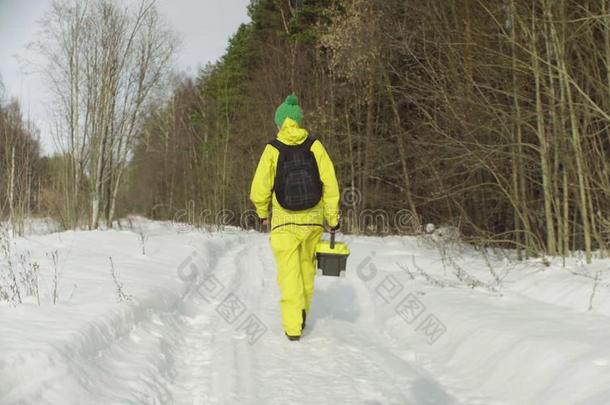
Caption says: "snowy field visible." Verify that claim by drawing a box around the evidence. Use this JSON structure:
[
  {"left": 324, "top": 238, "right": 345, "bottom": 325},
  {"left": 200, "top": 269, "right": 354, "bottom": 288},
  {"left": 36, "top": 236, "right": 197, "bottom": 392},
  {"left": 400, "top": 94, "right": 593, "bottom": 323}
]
[{"left": 1, "top": 219, "right": 609, "bottom": 404}]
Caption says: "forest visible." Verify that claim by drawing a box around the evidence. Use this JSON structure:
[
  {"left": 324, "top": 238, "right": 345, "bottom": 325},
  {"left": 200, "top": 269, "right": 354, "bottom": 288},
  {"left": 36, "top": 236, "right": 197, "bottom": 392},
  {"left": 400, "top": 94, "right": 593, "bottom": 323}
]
[{"left": 1, "top": 0, "right": 610, "bottom": 263}]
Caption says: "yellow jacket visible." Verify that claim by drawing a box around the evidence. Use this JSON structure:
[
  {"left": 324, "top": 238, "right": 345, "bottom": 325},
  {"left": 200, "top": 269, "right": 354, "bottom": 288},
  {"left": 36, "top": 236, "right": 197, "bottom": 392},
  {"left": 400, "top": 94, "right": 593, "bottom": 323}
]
[{"left": 250, "top": 118, "right": 340, "bottom": 230}]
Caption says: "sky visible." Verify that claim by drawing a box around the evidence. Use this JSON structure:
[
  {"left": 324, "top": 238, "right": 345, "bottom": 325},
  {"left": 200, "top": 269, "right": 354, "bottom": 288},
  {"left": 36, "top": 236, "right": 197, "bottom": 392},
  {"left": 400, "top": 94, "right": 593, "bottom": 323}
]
[{"left": 0, "top": 0, "right": 251, "bottom": 154}]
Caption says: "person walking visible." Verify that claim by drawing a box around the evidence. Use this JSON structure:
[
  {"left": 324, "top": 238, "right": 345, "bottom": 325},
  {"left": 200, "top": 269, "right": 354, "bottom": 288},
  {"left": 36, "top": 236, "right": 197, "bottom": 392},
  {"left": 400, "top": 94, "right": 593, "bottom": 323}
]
[{"left": 250, "top": 94, "right": 340, "bottom": 341}]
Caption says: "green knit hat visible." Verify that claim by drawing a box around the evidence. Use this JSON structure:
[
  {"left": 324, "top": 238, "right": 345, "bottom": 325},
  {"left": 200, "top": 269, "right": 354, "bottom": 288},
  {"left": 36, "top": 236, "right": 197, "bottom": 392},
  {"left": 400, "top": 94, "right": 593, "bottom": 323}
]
[{"left": 274, "top": 94, "right": 303, "bottom": 127}]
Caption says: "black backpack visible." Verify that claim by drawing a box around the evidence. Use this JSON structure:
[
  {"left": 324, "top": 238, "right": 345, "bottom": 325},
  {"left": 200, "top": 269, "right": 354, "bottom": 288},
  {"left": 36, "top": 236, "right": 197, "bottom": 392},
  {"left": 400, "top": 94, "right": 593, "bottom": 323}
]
[{"left": 269, "top": 135, "right": 323, "bottom": 211}]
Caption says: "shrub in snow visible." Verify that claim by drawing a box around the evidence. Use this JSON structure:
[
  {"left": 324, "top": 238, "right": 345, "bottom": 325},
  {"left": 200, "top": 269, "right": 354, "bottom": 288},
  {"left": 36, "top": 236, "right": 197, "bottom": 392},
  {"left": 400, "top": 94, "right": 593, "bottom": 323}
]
[
  {"left": 0, "top": 226, "right": 41, "bottom": 306},
  {"left": 138, "top": 230, "right": 148, "bottom": 255},
  {"left": 588, "top": 270, "right": 602, "bottom": 311},
  {"left": 109, "top": 256, "right": 132, "bottom": 303},
  {"left": 432, "top": 225, "right": 461, "bottom": 242},
  {"left": 18, "top": 253, "right": 40, "bottom": 305},
  {"left": 416, "top": 225, "right": 503, "bottom": 293},
  {"left": 47, "top": 250, "right": 60, "bottom": 305}
]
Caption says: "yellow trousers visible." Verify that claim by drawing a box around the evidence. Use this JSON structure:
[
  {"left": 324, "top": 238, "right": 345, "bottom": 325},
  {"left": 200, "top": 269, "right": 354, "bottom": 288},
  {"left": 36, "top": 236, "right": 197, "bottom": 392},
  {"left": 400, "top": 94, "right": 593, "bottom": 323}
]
[{"left": 270, "top": 225, "right": 323, "bottom": 336}]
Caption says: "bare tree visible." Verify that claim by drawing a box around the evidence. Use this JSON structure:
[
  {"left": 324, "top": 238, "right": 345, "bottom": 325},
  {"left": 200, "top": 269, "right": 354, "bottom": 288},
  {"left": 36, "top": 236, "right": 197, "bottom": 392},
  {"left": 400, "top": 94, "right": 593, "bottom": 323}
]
[
  {"left": 1, "top": 99, "right": 42, "bottom": 235},
  {"left": 39, "top": 0, "right": 177, "bottom": 229}
]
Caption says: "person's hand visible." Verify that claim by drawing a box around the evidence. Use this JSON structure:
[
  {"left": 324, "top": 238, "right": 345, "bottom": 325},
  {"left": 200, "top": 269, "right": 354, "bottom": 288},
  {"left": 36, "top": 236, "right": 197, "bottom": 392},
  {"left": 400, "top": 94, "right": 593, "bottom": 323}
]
[
  {"left": 261, "top": 218, "right": 269, "bottom": 227},
  {"left": 328, "top": 223, "right": 340, "bottom": 233}
]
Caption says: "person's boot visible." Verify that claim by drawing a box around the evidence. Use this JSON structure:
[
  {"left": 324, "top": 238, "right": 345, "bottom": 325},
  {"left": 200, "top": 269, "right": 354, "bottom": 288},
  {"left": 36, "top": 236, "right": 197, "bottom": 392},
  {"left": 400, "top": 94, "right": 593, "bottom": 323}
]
[
  {"left": 301, "top": 309, "right": 307, "bottom": 330},
  {"left": 285, "top": 332, "right": 300, "bottom": 341}
]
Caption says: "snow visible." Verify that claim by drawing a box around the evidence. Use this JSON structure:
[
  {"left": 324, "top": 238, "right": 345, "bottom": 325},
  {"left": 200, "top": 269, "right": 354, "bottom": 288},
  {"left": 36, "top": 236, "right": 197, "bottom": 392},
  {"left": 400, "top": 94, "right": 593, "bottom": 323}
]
[{"left": 1, "top": 219, "right": 610, "bottom": 404}]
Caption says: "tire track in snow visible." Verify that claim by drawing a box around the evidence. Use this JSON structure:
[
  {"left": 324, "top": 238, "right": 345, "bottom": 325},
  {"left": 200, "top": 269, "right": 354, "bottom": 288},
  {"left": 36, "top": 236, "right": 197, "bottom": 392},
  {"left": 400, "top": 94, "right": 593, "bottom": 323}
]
[
  {"left": 172, "top": 239, "right": 271, "bottom": 404},
  {"left": 171, "top": 241, "right": 255, "bottom": 404},
  {"left": 207, "top": 243, "right": 259, "bottom": 404}
]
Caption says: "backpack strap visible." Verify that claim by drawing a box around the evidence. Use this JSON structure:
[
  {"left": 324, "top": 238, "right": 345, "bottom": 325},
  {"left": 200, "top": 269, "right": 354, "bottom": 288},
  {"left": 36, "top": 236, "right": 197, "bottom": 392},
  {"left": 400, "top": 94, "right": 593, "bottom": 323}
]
[
  {"left": 267, "top": 139, "right": 284, "bottom": 194},
  {"left": 302, "top": 135, "right": 317, "bottom": 150},
  {"left": 269, "top": 138, "right": 287, "bottom": 151}
]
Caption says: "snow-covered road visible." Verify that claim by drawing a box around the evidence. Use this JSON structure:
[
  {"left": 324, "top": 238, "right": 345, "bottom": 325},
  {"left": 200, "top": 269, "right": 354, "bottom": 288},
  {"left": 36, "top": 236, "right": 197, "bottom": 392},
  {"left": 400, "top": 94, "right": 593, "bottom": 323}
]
[{"left": 1, "top": 221, "right": 610, "bottom": 404}]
